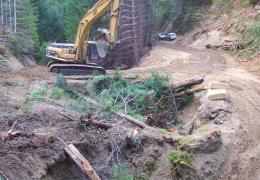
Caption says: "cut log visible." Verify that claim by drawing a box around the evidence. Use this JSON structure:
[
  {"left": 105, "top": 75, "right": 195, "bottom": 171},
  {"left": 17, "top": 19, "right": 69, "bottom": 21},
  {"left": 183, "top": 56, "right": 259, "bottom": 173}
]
[
  {"left": 172, "top": 75, "right": 204, "bottom": 90},
  {"left": 65, "top": 144, "right": 101, "bottom": 180},
  {"left": 174, "top": 85, "right": 207, "bottom": 97},
  {"left": 114, "top": 112, "right": 147, "bottom": 129},
  {"left": 85, "top": 119, "right": 113, "bottom": 129}
]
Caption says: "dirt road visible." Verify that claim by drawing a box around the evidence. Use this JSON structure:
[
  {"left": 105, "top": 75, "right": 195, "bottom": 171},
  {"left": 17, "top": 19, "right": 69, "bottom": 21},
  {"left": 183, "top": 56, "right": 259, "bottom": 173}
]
[{"left": 124, "top": 41, "right": 260, "bottom": 179}]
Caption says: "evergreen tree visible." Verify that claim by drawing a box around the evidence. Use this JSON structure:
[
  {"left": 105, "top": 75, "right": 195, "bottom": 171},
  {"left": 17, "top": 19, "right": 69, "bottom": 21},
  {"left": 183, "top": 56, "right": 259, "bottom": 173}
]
[{"left": 9, "top": 0, "right": 39, "bottom": 56}]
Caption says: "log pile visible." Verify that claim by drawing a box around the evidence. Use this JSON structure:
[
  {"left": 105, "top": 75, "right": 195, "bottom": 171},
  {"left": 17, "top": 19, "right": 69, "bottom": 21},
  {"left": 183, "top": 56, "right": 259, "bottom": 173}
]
[{"left": 206, "top": 40, "right": 244, "bottom": 51}]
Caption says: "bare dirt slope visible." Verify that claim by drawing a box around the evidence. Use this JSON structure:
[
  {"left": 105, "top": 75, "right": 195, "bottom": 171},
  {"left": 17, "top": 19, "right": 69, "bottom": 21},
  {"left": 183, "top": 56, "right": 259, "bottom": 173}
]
[{"left": 123, "top": 41, "right": 260, "bottom": 179}]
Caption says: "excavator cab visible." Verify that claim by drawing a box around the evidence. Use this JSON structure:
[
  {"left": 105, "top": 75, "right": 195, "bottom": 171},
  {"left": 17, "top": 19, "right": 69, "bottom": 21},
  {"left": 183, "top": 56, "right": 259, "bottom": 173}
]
[
  {"left": 46, "top": 43, "right": 75, "bottom": 63},
  {"left": 46, "top": 39, "right": 111, "bottom": 65}
]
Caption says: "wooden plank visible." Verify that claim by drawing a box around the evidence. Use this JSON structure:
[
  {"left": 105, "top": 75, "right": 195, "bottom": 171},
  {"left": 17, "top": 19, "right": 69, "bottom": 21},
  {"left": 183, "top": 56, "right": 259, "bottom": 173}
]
[{"left": 64, "top": 144, "right": 101, "bottom": 180}]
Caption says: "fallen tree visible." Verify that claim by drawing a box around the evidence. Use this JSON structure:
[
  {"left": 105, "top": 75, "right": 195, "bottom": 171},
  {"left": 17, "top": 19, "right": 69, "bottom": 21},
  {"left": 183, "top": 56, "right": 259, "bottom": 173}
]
[{"left": 64, "top": 144, "right": 101, "bottom": 180}]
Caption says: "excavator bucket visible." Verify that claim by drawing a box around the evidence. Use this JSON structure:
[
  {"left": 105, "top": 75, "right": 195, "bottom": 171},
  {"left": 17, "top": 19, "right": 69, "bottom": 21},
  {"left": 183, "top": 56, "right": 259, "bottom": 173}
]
[{"left": 95, "top": 40, "right": 110, "bottom": 58}]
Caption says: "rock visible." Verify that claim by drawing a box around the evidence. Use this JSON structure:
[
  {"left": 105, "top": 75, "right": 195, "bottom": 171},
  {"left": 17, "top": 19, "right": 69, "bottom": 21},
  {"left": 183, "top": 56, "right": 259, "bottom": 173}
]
[
  {"left": 192, "top": 130, "right": 222, "bottom": 154},
  {"left": 198, "top": 98, "right": 232, "bottom": 124},
  {"left": 207, "top": 89, "right": 228, "bottom": 101}
]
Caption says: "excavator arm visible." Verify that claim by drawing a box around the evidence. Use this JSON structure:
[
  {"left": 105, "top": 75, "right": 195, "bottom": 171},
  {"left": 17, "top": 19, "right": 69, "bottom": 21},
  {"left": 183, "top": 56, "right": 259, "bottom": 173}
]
[{"left": 74, "top": 0, "right": 121, "bottom": 62}]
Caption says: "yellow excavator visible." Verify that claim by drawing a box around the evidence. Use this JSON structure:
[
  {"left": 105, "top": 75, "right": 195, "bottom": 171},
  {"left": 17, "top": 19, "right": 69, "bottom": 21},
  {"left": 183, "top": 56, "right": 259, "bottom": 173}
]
[{"left": 46, "top": 0, "right": 121, "bottom": 76}]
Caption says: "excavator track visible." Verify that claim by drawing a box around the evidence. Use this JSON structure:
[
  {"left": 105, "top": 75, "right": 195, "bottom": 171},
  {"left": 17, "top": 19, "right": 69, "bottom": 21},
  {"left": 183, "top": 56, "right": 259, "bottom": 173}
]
[{"left": 49, "top": 63, "right": 106, "bottom": 76}]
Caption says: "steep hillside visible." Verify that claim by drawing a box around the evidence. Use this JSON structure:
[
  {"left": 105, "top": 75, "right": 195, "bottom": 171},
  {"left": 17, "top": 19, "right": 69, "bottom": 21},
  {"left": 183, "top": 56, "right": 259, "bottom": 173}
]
[{"left": 179, "top": 1, "right": 260, "bottom": 74}]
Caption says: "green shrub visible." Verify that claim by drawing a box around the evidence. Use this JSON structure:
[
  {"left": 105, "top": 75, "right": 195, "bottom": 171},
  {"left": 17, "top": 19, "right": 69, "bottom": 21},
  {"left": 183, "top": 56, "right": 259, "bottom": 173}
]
[
  {"left": 0, "top": 174, "right": 5, "bottom": 180},
  {"left": 0, "top": 56, "right": 3, "bottom": 65},
  {"left": 86, "top": 75, "right": 111, "bottom": 96},
  {"left": 168, "top": 148, "right": 192, "bottom": 175},
  {"left": 0, "top": 113, "right": 12, "bottom": 121},
  {"left": 68, "top": 99, "right": 88, "bottom": 113},
  {"left": 85, "top": 71, "right": 192, "bottom": 123},
  {"left": 39, "top": 42, "right": 51, "bottom": 64},
  {"left": 153, "top": 0, "right": 198, "bottom": 34},
  {"left": 111, "top": 165, "right": 135, "bottom": 180},
  {"left": 32, "top": 89, "right": 46, "bottom": 102},
  {"left": 8, "top": 35, "right": 36, "bottom": 57},
  {"left": 18, "top": 101, "right": 33, "bottom": 114},
  {"left": 51, "top": 87, "right": 64, "bottom": 100},
  {"left": 212, "top": 0, "right": 230, "bottom": 6},
  {"left": 240, "top": 22, "right": 260, "bottom": 58},
  {"left": 55, "top": 74, "right": 67, "bottom": 90}
]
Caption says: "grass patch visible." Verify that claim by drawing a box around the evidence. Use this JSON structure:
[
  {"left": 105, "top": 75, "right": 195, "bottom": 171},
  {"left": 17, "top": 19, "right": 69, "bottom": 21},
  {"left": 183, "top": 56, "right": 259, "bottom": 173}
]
[
  {"left": 195, "top": 124, "right": 209, "bottom": 133},
  {"left": 51, "top": 87, "right": 64, "bottom": 100},
  {"left": 32, "top": 89, "right": 46, "bottom": 102},
  {"left": 55, "top": 74, "right": 67, "bottom": 90},
  {"left": 168, "top": 148, "right": 192, "bottom": 176},
  {"left": 111, "top": 165, "right": 135, "bottom": 180},
  {"left": 0, "top": 174, "right": 5, "bottom": 180},
  {"left": 212, "top": 0, "right": 231, "bottom": 6},
  {"left": 179, "top": 136, "right": 197, "bottom": 146},
  {"left": 111, "top": 165, "right": 147, "bottom": 180},
  {"left": 68, "top": 100, "right": 87, "bottom": 113},
  {"left": 18, "top": 101, "right": 33, "bottom": 114},
  {"left": 240, "top": 22, "right": 260, "bottom": 58},
  {"left": 0, "top": 113, "right": 12, "bottom": 121}
]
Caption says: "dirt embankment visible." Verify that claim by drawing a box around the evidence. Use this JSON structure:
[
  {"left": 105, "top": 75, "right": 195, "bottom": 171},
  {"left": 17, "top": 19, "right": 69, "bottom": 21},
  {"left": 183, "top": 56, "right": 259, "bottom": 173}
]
[{"left": 127, "top": 41, "right": 260, "bottom": 179}]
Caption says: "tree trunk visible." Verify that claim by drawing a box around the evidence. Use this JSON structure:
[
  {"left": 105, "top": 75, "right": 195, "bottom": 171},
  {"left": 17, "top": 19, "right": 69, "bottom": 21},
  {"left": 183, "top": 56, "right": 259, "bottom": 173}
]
[{"left": 14, "top": 0, "right": 16, "bottom": 33}]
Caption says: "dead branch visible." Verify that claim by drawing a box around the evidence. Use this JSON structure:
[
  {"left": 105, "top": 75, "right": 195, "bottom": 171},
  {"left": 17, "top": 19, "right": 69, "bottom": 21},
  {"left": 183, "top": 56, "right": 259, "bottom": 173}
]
[
  {"left": 65, "top": 144, "right": 101, "bottom": 180},
  {"left": 1, "top": 120, "right": 20, "bottom": 142},
  {"left": 59, "top": 112, "right": 76, "bottom": 121}
]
